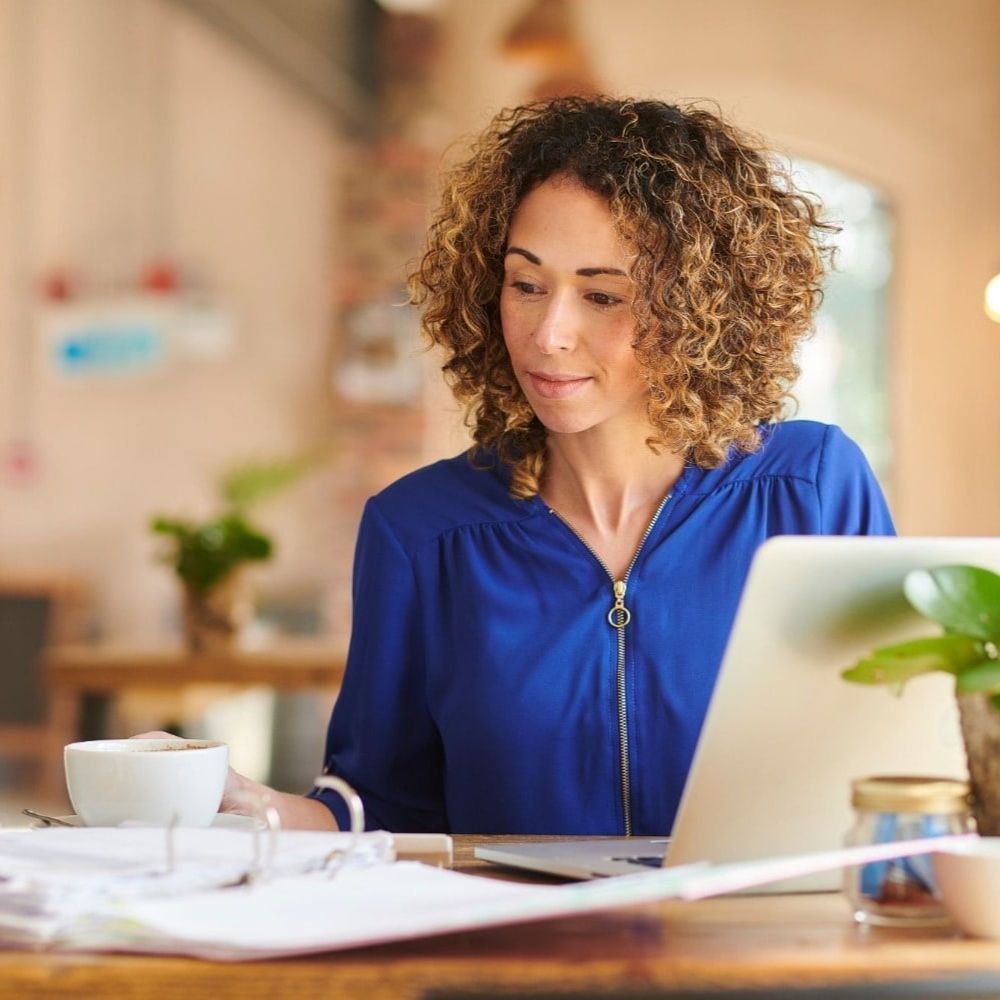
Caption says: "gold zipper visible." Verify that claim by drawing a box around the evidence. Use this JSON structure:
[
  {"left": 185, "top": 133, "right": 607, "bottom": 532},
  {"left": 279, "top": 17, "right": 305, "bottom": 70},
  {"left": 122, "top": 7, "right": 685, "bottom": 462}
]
[{"left": 549, "top": 492, "right": 672, "bottom": 836}]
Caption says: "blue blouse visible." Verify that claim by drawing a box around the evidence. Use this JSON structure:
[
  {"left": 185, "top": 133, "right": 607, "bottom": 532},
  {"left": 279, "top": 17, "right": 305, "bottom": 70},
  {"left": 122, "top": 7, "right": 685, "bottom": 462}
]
[{"left": 310, "top": 421, "right": 894, "bottom": 835}]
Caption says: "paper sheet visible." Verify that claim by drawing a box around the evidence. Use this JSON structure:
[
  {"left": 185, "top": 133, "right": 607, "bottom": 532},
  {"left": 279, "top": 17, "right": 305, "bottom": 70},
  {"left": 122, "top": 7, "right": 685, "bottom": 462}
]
[
  {"left": 71, "top": 861, "right": 711, "bottom": 961},
  {"left": 0, "top": 830, "right": 976, "bottom": 961}
]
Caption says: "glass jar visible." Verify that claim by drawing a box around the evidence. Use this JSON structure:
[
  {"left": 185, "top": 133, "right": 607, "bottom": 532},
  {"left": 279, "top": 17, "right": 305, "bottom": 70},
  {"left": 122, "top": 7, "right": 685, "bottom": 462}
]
[{"left": 844, "top": 775, "right": 972, "bottom": 927}]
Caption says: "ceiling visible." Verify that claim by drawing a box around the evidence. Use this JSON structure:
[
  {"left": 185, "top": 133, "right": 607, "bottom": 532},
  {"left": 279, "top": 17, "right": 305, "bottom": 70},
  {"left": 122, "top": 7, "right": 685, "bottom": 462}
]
[{"left": 169, "top": 0, "right": 381, "bottom": 130}]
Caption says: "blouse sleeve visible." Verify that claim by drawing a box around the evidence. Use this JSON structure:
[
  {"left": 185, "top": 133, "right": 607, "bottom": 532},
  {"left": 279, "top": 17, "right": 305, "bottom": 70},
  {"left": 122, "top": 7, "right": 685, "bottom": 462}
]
[
  {"left": 817, "top": 424, "right": 896, "bottom": 536},
  {"left": 307, "top": 498, "right": 447, "bottom": 832}
]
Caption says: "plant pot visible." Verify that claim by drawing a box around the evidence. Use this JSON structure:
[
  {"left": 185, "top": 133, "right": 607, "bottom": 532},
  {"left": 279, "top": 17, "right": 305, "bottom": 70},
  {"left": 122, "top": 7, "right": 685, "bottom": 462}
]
[
  {"left": 957, "top": 693, "right": 1000, "bottom": 836},
  {"left": 181, "top": 574, "right": 252, "bottom": 654}
]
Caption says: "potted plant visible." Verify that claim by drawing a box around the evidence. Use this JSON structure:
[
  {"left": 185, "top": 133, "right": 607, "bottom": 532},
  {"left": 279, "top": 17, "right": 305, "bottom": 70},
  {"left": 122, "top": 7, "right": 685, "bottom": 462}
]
[
  {"left": 152, "top": 454, "right": 318, "bottom": 653},
  {"left": 843, "top": 564, "right": 1000, "bottom": 834}
]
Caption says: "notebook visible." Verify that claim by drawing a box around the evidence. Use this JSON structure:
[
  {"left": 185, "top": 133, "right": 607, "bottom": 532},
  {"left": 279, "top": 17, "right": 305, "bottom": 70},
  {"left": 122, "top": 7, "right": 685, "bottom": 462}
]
[{"left": 477, "top": 536, "right": 1000, "bottom": 889}]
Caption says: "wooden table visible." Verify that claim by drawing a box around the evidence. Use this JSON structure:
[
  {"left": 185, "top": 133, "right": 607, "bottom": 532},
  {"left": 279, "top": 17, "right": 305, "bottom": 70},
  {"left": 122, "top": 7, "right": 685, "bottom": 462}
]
[
  {"left": 43, "top": 643, "right": 346, "bottom": 693},
  {"left": 4, "top": 836, "right": 1000, "bottom": 998}
]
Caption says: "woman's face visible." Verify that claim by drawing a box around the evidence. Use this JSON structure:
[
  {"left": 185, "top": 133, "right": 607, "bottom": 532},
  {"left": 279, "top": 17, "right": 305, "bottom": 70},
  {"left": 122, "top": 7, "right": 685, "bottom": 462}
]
[{"left": 500, "top": 175, "right": 648, "bottom": 439}]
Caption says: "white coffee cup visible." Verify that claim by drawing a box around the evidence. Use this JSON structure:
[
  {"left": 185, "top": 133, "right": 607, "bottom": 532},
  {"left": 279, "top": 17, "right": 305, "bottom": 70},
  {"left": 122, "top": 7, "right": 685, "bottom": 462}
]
[{"left": 64, "top": 739, "right": 229, "bottom": 827}]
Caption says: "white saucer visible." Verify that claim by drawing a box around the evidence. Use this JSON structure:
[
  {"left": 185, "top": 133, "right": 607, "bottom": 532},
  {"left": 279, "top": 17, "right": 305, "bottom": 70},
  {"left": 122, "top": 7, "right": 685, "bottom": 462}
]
[{"left": 49, "top": 813, "right": 258, "bottom": 830}]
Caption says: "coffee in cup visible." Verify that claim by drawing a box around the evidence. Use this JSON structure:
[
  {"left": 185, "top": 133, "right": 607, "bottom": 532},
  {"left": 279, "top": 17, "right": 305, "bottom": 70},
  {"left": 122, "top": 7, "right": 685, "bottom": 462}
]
[{"left": 64, "top": 738, "right": 229, "bottom": 827}]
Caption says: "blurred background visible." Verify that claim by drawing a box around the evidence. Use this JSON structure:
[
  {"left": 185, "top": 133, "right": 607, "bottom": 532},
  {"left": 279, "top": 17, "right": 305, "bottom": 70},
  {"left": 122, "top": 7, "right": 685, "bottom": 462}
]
[{"left": 0, "top": 0, "right": 997, "bottom": 817}]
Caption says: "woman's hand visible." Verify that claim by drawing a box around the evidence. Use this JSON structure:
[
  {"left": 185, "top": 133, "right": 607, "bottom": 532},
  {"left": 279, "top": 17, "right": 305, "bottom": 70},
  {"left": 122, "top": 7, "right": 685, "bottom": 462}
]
[
  {"left": 223, "top": 770, "right": 339, "bottom": 828},
  {"left": 218, "top": 766, "right": 267, "bottom": 816}
]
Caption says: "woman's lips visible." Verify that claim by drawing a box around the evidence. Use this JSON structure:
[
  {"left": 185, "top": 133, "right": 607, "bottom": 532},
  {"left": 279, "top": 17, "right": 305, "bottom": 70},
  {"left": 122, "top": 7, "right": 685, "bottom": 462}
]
[{"left": 527, "top": 372, "right": 592, "bottom": 399}]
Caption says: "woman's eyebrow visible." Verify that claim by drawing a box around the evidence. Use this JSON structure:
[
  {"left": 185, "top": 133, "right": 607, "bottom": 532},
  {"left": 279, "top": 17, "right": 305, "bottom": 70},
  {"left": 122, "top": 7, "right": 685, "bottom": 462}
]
[
  {"left": 576, "top": 266, "right": 628, "bottom": 278},
  {"left": 505, "top": 246, "right": 627, "bottom": 278},
  {"left": 505, "top": 246, "right": 542, "bottom": 265}
]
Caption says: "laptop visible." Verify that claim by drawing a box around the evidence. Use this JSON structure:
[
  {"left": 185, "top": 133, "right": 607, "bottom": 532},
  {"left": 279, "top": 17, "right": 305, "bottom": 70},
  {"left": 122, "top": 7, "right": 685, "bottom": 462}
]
[{"left": 476, "top": 535, "right": 1000, "bottom": 890}]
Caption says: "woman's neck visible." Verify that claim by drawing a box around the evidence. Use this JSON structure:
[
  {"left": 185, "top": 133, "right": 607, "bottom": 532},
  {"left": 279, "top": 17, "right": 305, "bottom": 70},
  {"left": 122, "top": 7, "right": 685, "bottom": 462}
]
[{"left": 540, "top": 428, "right": 686, "bottom": 537}]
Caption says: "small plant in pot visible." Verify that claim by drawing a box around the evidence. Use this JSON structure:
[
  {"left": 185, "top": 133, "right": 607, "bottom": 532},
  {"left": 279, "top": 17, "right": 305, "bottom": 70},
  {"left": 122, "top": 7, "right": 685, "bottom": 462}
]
[
  {"left": 152, "top": 454, "right": 318, "bottom": 653},
  {"left": 843, "top": 564, "right": 1000, "bottom": 834}
]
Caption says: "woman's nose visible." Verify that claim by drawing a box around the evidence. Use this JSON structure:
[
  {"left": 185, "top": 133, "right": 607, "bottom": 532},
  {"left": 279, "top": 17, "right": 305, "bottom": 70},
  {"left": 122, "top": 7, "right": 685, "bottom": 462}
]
[{"left": 532, "top": 293, "right": 578, "bottom": 352}]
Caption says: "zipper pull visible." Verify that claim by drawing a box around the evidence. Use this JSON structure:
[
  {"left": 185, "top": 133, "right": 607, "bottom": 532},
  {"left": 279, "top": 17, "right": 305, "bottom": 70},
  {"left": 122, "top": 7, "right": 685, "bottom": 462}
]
[{"left": 607, "top": 579, "right": 631, "bottom": 629}]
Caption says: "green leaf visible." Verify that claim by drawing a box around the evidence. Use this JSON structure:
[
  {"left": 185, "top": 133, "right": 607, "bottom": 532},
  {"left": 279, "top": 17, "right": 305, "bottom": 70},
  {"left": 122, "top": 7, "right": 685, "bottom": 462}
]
[
  {"left": 150, "top": 449, "right": 322, "bottom": 593},
  {"left": 151, "top": 512, "right": 273, "bottom": 593},
  {"left": 150, "top": 516, "right": 194, "bottom": 537},
  {"left": 842, "top": 635, "right": 987, "bottom": 687},
  {"left": 904, "top": 565, "right": 1000, "bottom": 641},
  {"left": 956, "top": 660, "right": 1000, "bottom": 694},
  {"left": 219, "top": 452, "right": 323, "bottom": 511}
]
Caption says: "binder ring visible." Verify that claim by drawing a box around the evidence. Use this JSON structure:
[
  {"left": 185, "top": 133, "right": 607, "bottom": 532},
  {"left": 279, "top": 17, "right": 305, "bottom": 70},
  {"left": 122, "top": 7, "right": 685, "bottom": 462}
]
[
  {"left": 225, "top": 787, "right": 282, "bottom": 885},
  {"left": 313, "top": 774, "right": 365, "bottom": 876}
]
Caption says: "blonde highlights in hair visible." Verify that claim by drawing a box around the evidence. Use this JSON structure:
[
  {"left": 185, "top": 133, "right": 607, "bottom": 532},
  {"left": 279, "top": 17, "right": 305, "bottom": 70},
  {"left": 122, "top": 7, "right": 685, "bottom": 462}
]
[{"left": 409, "top": 97, "right": 835, "bottom": 498}]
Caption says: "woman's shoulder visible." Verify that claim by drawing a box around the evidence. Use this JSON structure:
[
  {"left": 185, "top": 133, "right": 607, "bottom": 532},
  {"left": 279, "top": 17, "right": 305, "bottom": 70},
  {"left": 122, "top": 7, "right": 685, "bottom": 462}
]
[
  {"left": 692, "top": 420, "right": 866, "bottom": 493},
  {"left": 756, "top": 420, "right": 870, "bottom": 478},
  {"left": 755, "top": 419, "right": 846, "bottom": 476},
  {"left": 365, "top": 450, "right": 534, "bottom": 553}
]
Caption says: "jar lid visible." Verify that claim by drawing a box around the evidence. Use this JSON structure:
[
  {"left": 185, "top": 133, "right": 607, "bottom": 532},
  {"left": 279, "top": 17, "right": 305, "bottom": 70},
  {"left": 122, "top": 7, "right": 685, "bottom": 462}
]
[{"left": 851, "top": 775, "right": 970, "bottom": 814}]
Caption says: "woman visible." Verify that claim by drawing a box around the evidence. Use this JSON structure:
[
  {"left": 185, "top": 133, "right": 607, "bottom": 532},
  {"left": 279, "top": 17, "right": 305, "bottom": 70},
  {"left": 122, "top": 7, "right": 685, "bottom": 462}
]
[{"left": 225, "top": 96, "right": 893, "bottom": 835}]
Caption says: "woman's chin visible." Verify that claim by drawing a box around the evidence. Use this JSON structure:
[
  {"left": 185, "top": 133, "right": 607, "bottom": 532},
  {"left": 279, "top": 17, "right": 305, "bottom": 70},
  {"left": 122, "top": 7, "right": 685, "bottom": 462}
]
[{"left": 534, "top": 413, "right": 602, "bottom": 436}]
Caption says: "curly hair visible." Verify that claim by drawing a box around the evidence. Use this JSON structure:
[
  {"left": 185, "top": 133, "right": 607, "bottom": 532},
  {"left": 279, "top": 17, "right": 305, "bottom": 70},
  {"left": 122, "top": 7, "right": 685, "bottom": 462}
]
[{"left": 408, "top": 96, "right": 836, "bottom": 499}]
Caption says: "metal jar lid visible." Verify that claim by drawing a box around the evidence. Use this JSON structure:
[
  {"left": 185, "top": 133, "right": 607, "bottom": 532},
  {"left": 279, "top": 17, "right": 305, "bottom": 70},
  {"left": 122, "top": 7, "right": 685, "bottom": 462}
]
[{"left": 851, "top": 775, "right": 970, "bottom": 814}]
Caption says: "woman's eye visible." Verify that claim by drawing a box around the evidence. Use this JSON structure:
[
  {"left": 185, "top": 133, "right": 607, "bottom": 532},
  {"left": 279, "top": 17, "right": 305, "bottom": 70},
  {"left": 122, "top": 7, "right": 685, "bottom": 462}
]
[
  {"left": 587, "top": 291, "right": 621, "bottom": 307},
  {"left": 510, "top": 280, "right": 542, "bottom": 295}
]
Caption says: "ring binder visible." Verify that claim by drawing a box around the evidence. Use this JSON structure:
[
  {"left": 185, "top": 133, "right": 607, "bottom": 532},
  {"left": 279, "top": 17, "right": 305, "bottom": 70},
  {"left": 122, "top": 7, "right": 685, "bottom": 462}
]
[
  {"left": 164, "top": 815, "right": 178, "bottom": 875},
  {"left": 150, "top": 776, "right": 366, "bottom": 888},
  {"left": 223, "top": 787, "right": 282, "bottom": 885},
  {"left": 312, "top": 775, "right": 365, "bottom": 876}
]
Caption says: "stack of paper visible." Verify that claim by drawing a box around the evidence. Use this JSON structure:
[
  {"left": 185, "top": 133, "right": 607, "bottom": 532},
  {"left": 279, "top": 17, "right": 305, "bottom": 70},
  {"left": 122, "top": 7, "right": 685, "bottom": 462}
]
[
  {"left": 0, "top": 827, "right": 393, "bottom": 948},
  {"left": 0, "top": 828, "right": 973, "bottom": 961}
]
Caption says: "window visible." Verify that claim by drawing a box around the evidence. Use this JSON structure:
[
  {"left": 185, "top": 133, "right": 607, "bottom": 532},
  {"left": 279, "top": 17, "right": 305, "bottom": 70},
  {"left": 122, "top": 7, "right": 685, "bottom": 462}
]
[{"left": 788, "top": 159, "right": 893, "bottom": 490}]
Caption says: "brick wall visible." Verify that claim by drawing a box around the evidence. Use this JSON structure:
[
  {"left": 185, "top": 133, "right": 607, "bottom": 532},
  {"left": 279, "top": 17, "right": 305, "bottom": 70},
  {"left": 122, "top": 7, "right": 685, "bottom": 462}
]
[{"left": 325, "top": 12, "right": 447, "bottom": 641}]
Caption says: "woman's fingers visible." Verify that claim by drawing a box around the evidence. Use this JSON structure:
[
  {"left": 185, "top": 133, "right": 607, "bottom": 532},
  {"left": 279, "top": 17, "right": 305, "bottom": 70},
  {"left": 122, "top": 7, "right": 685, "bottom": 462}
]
[{"left": 219, "top": 767, "right": 260, "bottom": 815}]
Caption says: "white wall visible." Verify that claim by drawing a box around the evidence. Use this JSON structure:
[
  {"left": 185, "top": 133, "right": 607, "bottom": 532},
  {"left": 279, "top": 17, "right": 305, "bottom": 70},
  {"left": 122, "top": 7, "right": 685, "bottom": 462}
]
[{"left": 0, "top": 0, "right": 340, "bottom": 640}]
